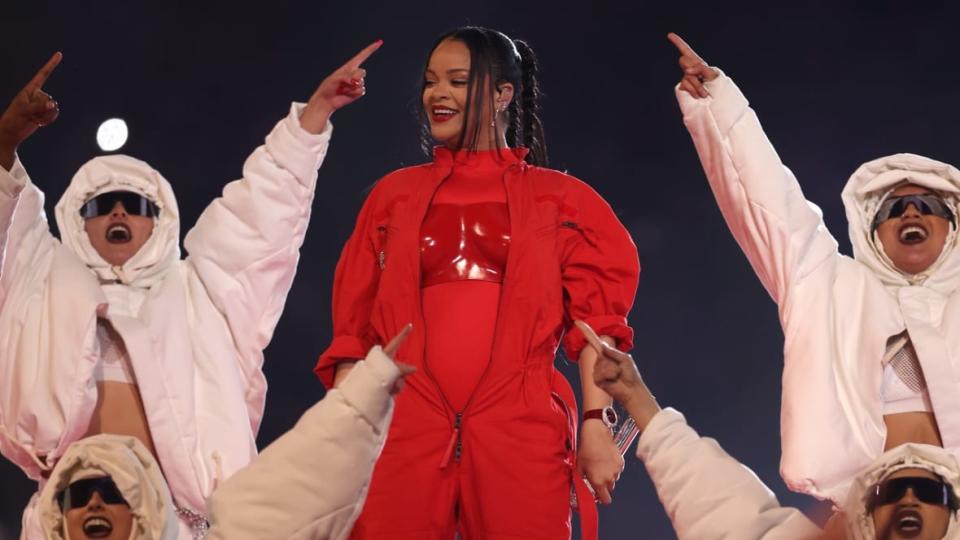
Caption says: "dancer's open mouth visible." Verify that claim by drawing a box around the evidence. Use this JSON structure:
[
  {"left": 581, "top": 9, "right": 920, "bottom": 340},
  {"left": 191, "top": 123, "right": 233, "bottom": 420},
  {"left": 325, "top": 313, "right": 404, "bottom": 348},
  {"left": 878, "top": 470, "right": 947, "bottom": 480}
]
[
  {"left": 898, "top": 223, "right": 929, "bottom": 245},
  {"left": 82, "top": 515, "right": 114, "bottom": 538},
  {"left": 106, "top": 224, "right": 131, "bottom": 244},
  {"left": 894, "top": 508, "right": 923, "bottom": 538}
]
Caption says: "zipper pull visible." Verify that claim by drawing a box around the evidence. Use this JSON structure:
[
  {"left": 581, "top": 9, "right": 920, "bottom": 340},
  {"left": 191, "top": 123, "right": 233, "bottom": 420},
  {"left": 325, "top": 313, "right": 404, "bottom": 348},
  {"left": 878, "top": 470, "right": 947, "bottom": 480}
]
[
  {"left": 439, "top": 413, "right": 463, "bottom": 468},
  {"left": 378, "top": 250, "right": 386, "bottom": 270}
]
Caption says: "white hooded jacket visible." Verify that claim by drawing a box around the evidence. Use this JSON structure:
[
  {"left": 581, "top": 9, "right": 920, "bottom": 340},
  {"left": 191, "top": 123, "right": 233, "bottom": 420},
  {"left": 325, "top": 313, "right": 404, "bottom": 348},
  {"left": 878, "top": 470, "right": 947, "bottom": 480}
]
[
  {"left": 36, "top": 434, "right": 177, "bottom": 540},
  {"left": 0, "top": 103, "right": 331, "bottom": 537},
  {"left": 677, "top": 72, "right": 960, "bottom": 502},
  {"left": 32, "top": 345, "right": 403, "bottom": 540},
  {"left": 639, "top": 408, "right": 960, "bottom": 539}
]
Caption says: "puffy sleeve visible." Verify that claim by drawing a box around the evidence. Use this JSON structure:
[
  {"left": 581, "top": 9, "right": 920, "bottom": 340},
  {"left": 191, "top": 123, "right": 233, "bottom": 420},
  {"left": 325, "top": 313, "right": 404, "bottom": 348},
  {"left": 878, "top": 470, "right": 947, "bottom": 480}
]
[
  {"left": 638, "top": 408, "right": 823, "bottom": 540},
  {"left": 184, "top": 103, "right": 331, "bottom": 381},
  {"left": 676, "top": 72, "right": 839, "bottom": 305},
  {"left": 559, "top": 179, "right": 640, "bottom": 360},
  {"left": 0, "top": 156, "right": 50, "bottom": 301},
  {"left": 207, "top": 346, "right": 401, "bottom": 540},
  {"left": 0, "top": 157, "right": 96, "bottom": 481},
  {"left": 314, "top": 183, "right": 384, "bottom": 388}
]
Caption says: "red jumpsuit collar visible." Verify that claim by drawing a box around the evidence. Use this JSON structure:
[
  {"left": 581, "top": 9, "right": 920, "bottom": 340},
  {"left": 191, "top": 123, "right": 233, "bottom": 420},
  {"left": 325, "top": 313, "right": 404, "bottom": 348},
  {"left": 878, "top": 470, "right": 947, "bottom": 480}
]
[{"left": 432, "top": 146, "right": 529, "bottom": 167}]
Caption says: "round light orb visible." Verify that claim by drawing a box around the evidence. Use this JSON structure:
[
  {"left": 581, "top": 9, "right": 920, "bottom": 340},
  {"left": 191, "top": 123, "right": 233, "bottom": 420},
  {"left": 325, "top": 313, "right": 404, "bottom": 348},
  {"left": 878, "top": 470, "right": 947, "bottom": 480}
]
[{"left": 96, "top": 118, "right": 128, "bottom": 152}]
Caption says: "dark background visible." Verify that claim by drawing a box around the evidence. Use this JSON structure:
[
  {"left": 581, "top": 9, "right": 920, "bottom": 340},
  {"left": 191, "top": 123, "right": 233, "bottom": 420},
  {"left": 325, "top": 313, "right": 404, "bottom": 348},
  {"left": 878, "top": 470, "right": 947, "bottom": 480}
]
[{"left": 2, "top": 1, "right": 959, "bottom": 538}]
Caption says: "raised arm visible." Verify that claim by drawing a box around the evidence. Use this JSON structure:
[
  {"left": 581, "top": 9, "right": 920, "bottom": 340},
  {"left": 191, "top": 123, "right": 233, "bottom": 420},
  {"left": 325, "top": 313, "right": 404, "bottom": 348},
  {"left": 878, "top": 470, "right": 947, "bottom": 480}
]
[
  {"left": 0, "top": 52, "right": 61, "bottom": 171},
  {"left": 183, "top": 42, "right": 381, "bottom": 377},
  {"left": 207, "top": 327, "right": 415, "bottom": 540},
  {"left": 0, "top": 53, "right": 103, "bottom": 482},
  {"left": 581, "top": 320, "right": 823, "bottom": 540},
  {"left": 0, "top": 53, "right": 62, "bottom": 304},
  {"left": 668, "top": 33, "right": 839, "bottom": 305}
]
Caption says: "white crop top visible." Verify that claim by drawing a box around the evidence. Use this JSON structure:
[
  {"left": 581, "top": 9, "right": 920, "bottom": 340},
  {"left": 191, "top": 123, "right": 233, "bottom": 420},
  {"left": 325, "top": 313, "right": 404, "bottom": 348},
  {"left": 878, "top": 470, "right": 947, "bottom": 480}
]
[
  {"left": 94, "top": 319, "right": 136, "bottom": 384},
  {"left": 880, "top": 333, "right": 932, "bottom": 415}
]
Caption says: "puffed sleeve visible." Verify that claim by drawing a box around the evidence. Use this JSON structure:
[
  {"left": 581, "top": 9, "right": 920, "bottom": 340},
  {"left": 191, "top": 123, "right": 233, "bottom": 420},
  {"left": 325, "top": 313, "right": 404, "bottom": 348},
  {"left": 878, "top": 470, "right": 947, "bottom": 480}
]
[
  {"left": 559, "top": 179, "right": 640, "bottom": 360},
  {"left": 314, "top": 184, "right": 384, "bottom": 388}
]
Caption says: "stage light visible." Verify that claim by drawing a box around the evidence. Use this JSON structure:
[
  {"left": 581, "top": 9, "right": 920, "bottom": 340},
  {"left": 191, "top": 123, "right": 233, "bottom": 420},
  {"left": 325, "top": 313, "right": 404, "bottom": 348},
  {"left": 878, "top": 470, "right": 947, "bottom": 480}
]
[{"left": 96, "top": 118, "right": 128, "bottom": 152}]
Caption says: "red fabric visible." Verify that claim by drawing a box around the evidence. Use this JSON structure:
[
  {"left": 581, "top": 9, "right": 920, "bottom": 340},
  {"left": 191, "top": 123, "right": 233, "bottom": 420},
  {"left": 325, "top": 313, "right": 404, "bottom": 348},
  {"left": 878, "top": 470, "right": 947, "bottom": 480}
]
[
  {"left": 316, "top": 146, "right": 639, "bottom": 538},
  {"left": 420, "top": 202, "right": 510, "bottom": 287},
  {"left": 421, "top": 151, "right": 510, "bottom": 411}
]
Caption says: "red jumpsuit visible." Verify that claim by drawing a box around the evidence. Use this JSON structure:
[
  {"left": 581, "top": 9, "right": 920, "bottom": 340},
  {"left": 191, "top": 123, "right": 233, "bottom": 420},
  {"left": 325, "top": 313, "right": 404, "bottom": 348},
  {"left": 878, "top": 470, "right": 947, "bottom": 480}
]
[{"left": 316, "top": 147, "right": 640, "bottom": 539}]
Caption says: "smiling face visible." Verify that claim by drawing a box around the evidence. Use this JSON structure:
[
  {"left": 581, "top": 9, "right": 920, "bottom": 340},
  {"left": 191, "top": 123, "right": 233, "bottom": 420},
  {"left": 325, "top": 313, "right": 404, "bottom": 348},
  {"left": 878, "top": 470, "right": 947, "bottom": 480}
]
[
  {"left": 875, "top": 184, "right": 952, "bottom": 275},
  {"left": 64, "top": 491, "right": 133, "bottom": 540},
  {"left": 83, "top": 200, "right": 154, "bottom": 267},
  {"left": 422, "top": 38, "right": 512, "bottom": 152},
  {"left": 871, "top": 468, "right": 953, "bottom": 540},
  {"left": 423, "top": 39, "right": 476, "bottom": 149}
]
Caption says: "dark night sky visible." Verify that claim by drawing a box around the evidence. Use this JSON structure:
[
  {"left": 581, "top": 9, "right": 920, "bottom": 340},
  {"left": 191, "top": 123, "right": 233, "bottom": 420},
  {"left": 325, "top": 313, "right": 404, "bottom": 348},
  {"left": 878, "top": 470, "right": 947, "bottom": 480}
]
[{"left": 2, "top": 1, "right": 959, "bottom": 538}]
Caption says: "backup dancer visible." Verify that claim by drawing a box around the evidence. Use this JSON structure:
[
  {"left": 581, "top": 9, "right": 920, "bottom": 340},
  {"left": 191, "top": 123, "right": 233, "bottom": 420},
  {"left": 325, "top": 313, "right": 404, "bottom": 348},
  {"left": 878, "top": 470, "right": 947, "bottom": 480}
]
[
  {"left": 582, "top": 318, "right": 960, "bottom": 540},
  {"left": 0, "top": 43, "right": 378, "bottom": 537},
  {"left": 38, "top": 332, "right": 413, "bottom": 540},
  {"left": 670, "top": 33, "right": 960, "bottom": 503}
]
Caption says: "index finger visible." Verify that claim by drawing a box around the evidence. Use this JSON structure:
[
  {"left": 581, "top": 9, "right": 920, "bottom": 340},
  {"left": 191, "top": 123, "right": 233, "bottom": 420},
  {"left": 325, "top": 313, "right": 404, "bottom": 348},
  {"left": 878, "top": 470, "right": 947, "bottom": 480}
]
[
  {"left": 575, "top": 320, "right": 607, "bottom": 355},
  {"left": 667, "top": 33, "right": 702, "bottom": 61},
  {"left": 383, "top": 323, "right": 412, "bottom": 357},
  {"left": 28, "top": 52, "right": 63, "bottom": 90},
  {"left": 345, "top": 40, "right": 383, "bottom": 70}
]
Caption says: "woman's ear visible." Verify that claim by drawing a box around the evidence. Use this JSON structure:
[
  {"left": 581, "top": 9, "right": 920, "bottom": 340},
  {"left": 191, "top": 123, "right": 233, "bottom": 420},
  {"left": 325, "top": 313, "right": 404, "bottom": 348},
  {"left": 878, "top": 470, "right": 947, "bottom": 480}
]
[{"left": 496, "top": 82, "right": 515, "bottom": 109}]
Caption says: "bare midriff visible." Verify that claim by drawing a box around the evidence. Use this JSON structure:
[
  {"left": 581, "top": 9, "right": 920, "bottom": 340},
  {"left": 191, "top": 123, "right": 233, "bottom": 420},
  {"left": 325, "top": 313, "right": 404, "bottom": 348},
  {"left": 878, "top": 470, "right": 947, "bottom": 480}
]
[
  {"left": 884, "top": 412, "right": 943, "bottom": 450},
  {"left": 84, "top": 380, "right": 158, "bottom": 458}
]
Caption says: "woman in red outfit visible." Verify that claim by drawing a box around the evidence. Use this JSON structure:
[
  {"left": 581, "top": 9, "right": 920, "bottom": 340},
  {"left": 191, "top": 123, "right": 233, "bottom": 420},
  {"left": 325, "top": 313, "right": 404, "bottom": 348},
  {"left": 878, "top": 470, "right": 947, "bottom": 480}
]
[{"left": 316, "top": 27, "right": 640, "bottom": 540}]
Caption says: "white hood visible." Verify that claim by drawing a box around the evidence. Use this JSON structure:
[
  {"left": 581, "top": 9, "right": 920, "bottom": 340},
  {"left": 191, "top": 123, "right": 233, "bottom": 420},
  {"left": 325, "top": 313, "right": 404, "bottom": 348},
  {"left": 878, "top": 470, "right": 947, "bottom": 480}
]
[
  {"left": 36, "top": 434, "right": 177, "bottom": 540},
  {"left": 841, "top": 153, "right": 960, "bottom": 294},
  {"left": 844, "top": 443, "right": 960, "bottom": 540},
  {"left": 54, "top": 155, "right": 180, "bottom": 288}
]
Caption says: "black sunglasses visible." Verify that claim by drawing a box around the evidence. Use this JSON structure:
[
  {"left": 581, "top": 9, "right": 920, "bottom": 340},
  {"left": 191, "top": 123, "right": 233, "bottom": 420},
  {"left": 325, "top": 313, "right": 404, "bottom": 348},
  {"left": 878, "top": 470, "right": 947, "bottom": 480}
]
[
  {"left": 868, "top": 476, "right": 957, "bottom": 511},
  {"left": 56, "top": 476, "right": 129, "bottom": 510},
  {"left": 872, "top": 193, "right": 955, "bottom": 230},
  {"left": 79, "top": 191, "right": 160, "bottom": 219}
]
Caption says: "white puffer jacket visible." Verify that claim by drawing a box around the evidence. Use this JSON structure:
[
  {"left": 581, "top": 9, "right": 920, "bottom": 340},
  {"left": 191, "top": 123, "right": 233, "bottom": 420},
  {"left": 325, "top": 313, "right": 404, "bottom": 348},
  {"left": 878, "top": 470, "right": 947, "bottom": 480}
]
[
  {"left": 677, "top": 72, "right": 960, "bottom": 502},
  {"left": 0, "top": 104, "right": 331, "bottom": 538},
  {"left": 639, "top": 408, "right": 960, "bottom": 539},
  {"left": 33, "top": 345, "right": 403, "bottom": 540}
]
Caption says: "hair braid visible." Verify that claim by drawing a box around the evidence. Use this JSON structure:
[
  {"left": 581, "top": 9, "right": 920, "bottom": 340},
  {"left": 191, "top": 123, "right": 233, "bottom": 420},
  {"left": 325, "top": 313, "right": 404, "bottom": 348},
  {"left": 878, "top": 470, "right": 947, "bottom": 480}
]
[{"left": 512, "top": 39, "right": 547, "bottom": 167}]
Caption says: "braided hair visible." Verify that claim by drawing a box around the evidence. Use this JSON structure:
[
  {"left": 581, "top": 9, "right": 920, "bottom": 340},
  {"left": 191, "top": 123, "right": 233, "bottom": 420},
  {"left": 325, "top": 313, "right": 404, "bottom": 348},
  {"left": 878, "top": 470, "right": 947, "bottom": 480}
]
[{"left": 419, "top": 26, "right": 548, "bottom": 167}]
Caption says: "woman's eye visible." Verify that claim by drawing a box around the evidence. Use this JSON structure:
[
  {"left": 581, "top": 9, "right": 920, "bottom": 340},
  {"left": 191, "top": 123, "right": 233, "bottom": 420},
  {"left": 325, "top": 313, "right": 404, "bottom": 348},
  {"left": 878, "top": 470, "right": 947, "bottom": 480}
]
[
  {"left": 423, "top": 80, "right": 437, "bottom": 87},
  {"left": 451, "top": 79, "right": 468, "bottom": 86}
]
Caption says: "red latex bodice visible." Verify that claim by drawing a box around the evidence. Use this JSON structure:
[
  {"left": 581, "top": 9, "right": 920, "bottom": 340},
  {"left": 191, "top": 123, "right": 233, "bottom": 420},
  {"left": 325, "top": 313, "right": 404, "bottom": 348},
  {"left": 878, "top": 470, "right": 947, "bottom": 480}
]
[
  {"left": 419, "top": 148, "right": 519, "bottom": 411},
  {"left": 420, "top": 203, "right": 510, "bottom": 287}
]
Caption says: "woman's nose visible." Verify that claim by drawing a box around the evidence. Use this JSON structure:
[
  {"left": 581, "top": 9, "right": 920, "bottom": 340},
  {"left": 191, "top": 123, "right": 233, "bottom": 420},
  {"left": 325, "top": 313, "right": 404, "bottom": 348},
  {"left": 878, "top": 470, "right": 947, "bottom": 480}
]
[
  {"left": 899, "top": 487, "right": 921, "bottom": 504},
  {"left": 86, "top": 491, "right": 105, "bottom": 510},
  {"left": 110, "top": 201, "right": 127, "bottom": 217},
  {"left": 902, "top": 203, "right": 922, "bottom": 218}
]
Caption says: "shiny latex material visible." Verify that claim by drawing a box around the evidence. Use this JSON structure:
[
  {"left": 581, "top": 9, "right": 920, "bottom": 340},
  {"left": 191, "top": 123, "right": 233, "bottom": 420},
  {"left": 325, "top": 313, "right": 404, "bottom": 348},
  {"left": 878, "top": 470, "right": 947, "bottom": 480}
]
[{"left": 420, "top": 202, "right": 510, "bottom": 287}]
